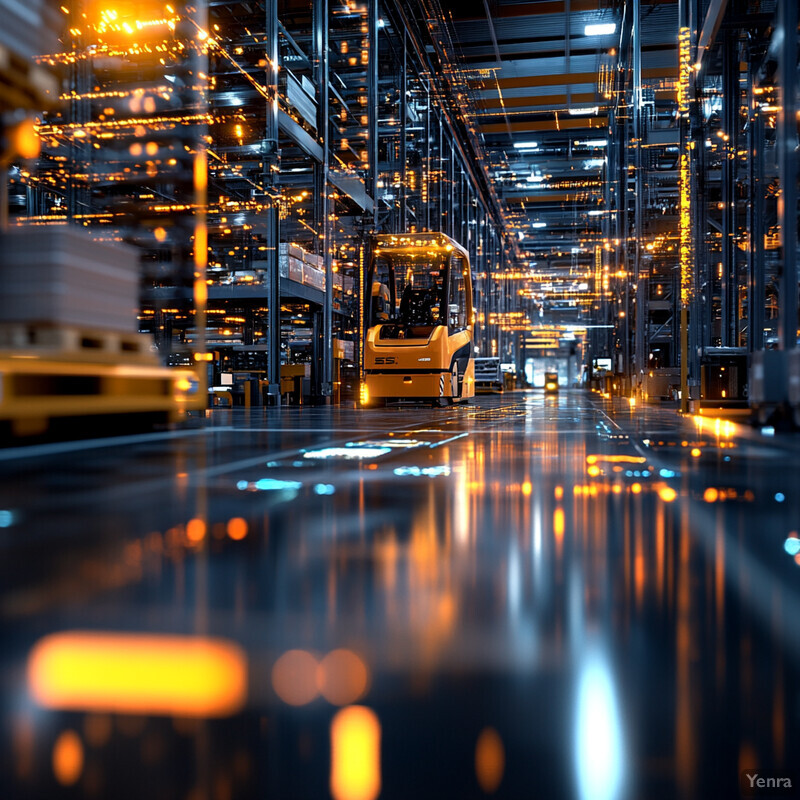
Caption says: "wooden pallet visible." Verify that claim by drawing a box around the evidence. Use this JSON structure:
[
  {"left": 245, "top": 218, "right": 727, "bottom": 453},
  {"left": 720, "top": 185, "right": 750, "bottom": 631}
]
[{"left": 0, "top": 324, "right": 156, "bottom": 359}]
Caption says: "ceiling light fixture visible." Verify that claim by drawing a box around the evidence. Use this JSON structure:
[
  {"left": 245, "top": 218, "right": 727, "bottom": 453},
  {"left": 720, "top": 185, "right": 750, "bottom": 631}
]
[
  {"left": 568, "top": 107, "right": 599, "bottom": 116},
  {"left": 513, "top": 141, "right": 539, "bottom": 149},
  {"left": 585, "top": 23, "right": 616, "bottom": 36}
]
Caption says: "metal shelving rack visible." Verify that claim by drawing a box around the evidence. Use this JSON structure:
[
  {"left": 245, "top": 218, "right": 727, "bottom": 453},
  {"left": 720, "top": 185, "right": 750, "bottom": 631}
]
[{"left": 15, "top": 0, "right": 512, "bottom": 405}]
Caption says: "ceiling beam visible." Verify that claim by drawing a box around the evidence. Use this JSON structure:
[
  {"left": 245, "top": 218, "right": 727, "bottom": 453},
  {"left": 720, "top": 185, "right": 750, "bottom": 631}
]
[
  {"left": 695, "top": 0, "right": 729, "bottom": 66},
  {"left": 470, "top": 66, "right": 676, "bottom": 91},
  {"left": 481, "top": 117, "right": 608, "bottom": 133},
  {"left": 477, "top": 92, "right": 596, "bottom": 110}
]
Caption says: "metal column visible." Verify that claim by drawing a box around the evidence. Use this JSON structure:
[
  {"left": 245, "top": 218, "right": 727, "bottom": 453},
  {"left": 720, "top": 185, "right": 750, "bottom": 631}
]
[
  {"left": 399, "top": 33, "right": 408, "bottom": 232},
  {"left": 721, "top": 26, "right": 737, "bottom": 346},
  {"left": 265, "top": 0, "right": 281, "bottom": 397},
  {"left": 314, "top": 0, "right": 332, "bottom": 397},
  {"left": 632, "top": 0, "right": 646, "bottom": 387},
  {"left": 747, "top": 105, "right": 765, "bottom": 352},
  {"left": 777, "top": 0, "right": 798, "bottom": 351},
  {"left": 367, "top": 0, "right": 379, "bottom": 229}
]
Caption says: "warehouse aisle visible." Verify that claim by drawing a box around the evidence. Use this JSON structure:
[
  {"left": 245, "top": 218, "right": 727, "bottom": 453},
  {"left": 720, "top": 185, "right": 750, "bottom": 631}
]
[{"left": 2, "top": 392, "right": 799, "bottom": 799}]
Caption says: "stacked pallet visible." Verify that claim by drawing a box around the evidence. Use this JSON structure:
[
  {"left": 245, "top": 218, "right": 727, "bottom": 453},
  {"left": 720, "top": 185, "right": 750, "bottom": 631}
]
[
  {"left": 0, "top": 227, "right": 156, "bottom": 362},
  {"left": 278, "top": 243, "right": 327, "bottom": 291},
  {"left": 0, "top": 226, "right": 141, "bottom": 333}
]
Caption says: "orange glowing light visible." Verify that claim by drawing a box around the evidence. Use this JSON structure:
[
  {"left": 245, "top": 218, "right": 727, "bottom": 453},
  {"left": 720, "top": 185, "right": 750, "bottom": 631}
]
[
  {"left": 14, "top": 119, "right": 41, "bottom": 160},
  {"left": 272, "top": 650, "right": 319, "bottom": 706},
  {"left": 475, "top": 727, "right": 505, "bottom": 793},
  {"left": 521, "top": 481, "right": 532, "bottom": 496},
  {"left": 226, "top": 517, "right": 248, "bottom": 540},
  {"left": 28, "top": 632, "right": 247, "bottom": 717},
  {"left": 631, "top": 483, "right": 642, "bottom": 494},
  {"left": 587, "top": 465, "right": 601, "bottom": 478},
  {"left": 186, "top": 517, "right": 206, "bottom": 542},
  {"left": 703, "top": 487, "right": 719, "bottom": 503},
  {"left": 691, "top": 448, "right": 701, "bottom": 458},
  {"left": 658, "top": 486, "right": 677, "bottom": 503},
  {"left": 330, "top": 706, "right": 381, "bottom": 800},
  {"left": 554, "top": 485, "right": 564, "bottom": 500},
  {"left": 153, "top": 226, "right": 167, "bottom": 242},
  {"left": 194, "top": 150, "right": 207, "bottom": 192},
  {"left": 52, "top": 730, "right": 83, "bottom": 786},
  {"left": 318, "top": 649, "right": 370, "bottom": 706},
  {"left": 194, "top": 277, "right": 208, "bottom": 306},
  {"left": 586, "top": 455, "right": 646, "bottom": 464},
  {"left": 553, "top": 508, "right": 565, "bottom": 539}
]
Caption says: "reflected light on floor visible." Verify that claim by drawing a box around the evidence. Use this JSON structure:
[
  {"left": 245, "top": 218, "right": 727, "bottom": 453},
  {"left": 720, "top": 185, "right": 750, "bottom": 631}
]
[
  {"left": 330, "top": 706, "right": 381, "bottom": 800},
  {"left": 658, "top": 486, "right": 677, "bottom": 503},
  {"left": 272, "top": 650, "right": 319, "bottom": 706},
  {"left": 704, "top": 487, "right": 719, "bottom": 503},
  {"left": 554, "top": 508, "right": 565, "bottom": 540},
  {"left": 52, "top": 730, "right": 83, "bottom": 786},
  {"left": 29, "top": 632, "right": 247, "bottom": 717},
  {"left": 574, "top": 654, "right": 626, "bottom": 800},
  {"left": 226, "top": 517, "right": 248, "bottom": 540},
  {"left": 475, "top": 726, "right": 505, "bottom": 793},
  {"left": 318, "top": 650, "right": 370, "bottom": 706},
  {"left": 186, "top": 518, "right": 206, "bottom": 543}
]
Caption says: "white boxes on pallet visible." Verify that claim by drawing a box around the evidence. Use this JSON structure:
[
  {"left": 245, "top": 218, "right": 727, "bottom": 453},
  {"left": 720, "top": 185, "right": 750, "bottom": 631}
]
[{"left": 0, "top": 227, "right": 140, "bottom": 332}]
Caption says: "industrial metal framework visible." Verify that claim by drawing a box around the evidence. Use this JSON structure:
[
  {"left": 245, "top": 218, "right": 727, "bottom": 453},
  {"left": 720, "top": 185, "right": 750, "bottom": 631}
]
[
  {"left": 597, "top": 0, "right": 798, "bottom": 413},
  {"left": 15, "top": 0, "right": 512, "bottom": 405},
  {"left": 3, "top": 0, "right": 799, "bottom": 415}
]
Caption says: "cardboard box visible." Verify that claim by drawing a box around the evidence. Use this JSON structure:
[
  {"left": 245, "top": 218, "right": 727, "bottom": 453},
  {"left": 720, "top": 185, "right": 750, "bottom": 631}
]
[
  {"left": 302, "top": 251, "right": 323, "bottom": 269},
  {"left": 288, "top": 256, "right": 304, "bottom": 283},
  {"left": 302, "top": 265, "right": 325, "bottom": 291}
]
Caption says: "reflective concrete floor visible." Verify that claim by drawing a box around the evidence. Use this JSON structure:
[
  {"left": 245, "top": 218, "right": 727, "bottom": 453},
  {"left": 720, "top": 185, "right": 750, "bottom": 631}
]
[{"left": 2, "top": 391, "right": 799, "bottom": 799}]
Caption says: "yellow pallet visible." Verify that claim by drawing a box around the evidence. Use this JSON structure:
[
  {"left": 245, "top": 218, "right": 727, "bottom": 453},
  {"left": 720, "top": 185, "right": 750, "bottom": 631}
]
[{"left": 0, "top": 353, "right": 200, "bottom": 438}]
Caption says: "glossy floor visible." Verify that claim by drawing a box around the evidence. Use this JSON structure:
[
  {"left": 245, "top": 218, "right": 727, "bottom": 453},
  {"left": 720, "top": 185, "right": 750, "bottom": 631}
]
[{"left": 2, "top": 392, "right": 799, "bottom": 799}]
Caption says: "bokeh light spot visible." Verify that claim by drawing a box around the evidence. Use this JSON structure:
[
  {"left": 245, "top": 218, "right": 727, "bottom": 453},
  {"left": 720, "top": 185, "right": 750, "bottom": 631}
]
[
  {"left": 53, "top": 730, "right": 83, "bottom": 786},
  {"left": 330, "top": 706, "right": 381, "bottom": 800},
  {"left": 186, "top": 518, "right": 206, "bottom": 543},
  {"left": 226, "top": 517, "right": 248, "bottom": 541},
  {"left": 475, "top": 726, "right": 505, "bottom": 793},
  {"left": 272, "top": 650, "right": 319, "bottom": 706},
  {"left": 318, "top": 650, "right": 370, "bottom": 706}
]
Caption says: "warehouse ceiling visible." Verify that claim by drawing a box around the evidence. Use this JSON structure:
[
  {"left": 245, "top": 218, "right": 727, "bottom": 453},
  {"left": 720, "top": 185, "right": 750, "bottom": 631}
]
[{"left": 440, "top": 0, "right": 680, "bottom": 270}]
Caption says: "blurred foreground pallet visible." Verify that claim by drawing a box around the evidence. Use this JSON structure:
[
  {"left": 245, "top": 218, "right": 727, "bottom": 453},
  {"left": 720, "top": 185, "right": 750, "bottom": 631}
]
[{"left": 0, "top": 355, "right": 198, "bottom": 440}]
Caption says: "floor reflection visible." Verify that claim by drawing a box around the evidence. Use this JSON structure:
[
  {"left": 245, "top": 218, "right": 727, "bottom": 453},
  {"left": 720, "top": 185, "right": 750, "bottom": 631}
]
[{"left": 1, "top": 392, "right": 799, "bottom": 798}]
